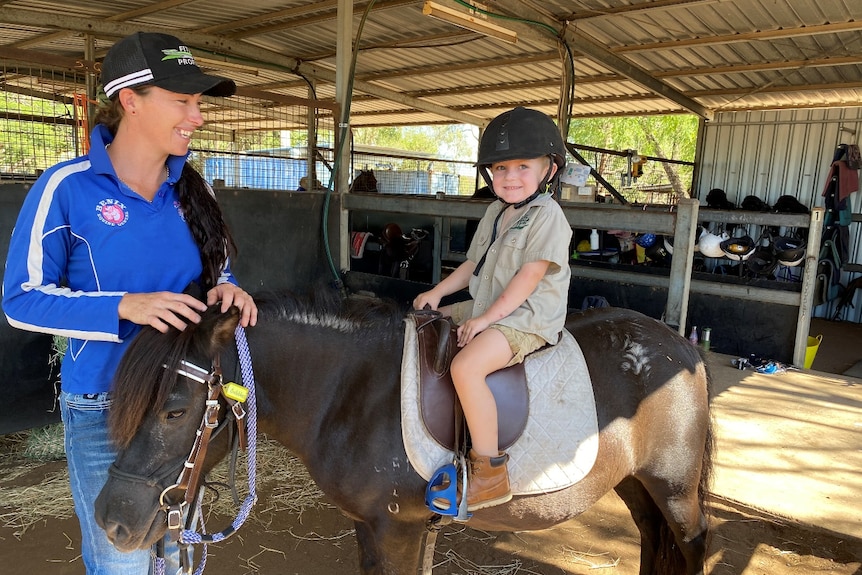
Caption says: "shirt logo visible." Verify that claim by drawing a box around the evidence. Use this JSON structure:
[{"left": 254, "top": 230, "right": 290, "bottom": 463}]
[
  {"left": 96, "top": 199, "right": 129, "bottom": 226},
  {"left": 511, "top": 213, "right": 532, "bottom": 230}
]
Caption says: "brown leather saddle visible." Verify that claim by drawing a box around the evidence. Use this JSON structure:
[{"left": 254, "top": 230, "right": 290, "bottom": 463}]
[{"left": 412, "top": 310, "right": 528, "bottom": 451}]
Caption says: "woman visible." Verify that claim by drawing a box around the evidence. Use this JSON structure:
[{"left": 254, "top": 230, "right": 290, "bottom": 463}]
[{"left": 2, "top": 32, "right": 257, "bottom": 574}]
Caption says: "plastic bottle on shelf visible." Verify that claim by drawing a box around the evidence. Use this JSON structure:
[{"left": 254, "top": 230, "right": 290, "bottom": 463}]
[
  {"left": 689, "top": 326, "right": 699, "bottom": 345},
  {"left": 590, "top": 229, "right": 599, "bottom": 250},
  {"left": 701, "top": 327, "right": 711, "bottom": 351}
]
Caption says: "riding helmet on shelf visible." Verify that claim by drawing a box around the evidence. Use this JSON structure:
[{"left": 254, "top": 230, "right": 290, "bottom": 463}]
[
  {"left": 705, "top": 188, "right": 735, "bottom": 210},
  {"left": 740, "top": 195, "right": 770, "bottom": 212},
  {"left": 720, "top": 235, "right": 756, "bottom": 261},
  {"left": 662, "top": 226, "right": 703, "bottom": 255},
  {"left": 773, "top": 195, "right": 809, "bottom": 214},
  {"left": 697, "top": 229, "right": 729, "bottom": 258},
  {"left": 476, "top": 107, "right": 566, "bottom": 204},
  {"left": 644, "top": 240, "right": 670, "bottom": 264},
  {"left": 773, "top": 236, "right": 806, "bottom": 266},
  {"left": 663, "top": 235, "right": 675, "bottom": 255},
  {"left": 746, "top": 246, "right": 777, "bottom": 276}
]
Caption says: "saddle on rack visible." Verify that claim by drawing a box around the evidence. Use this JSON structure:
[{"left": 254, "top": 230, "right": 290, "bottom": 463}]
[{"left": 412, "top": 311, "right": 528, "bottom": 451}]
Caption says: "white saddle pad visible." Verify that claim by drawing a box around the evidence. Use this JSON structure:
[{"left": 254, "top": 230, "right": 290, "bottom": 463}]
[{"left": 400, "top": 319, "right": 599, "bottom": 495}]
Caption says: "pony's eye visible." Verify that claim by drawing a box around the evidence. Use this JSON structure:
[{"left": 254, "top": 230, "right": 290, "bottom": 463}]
[{"left": 166, "top": 410, "right": 186, "bottom": 420}]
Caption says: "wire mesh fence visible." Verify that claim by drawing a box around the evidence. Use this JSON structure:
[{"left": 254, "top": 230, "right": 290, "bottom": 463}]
[
  {"left": 350, "top": 148, "right": 477, "bottom": 195},
  {"left": 0, "top": 62, "right": 482, "bottom": 194},
  {"left": 0, "top": 68, "right": 80, "bottom": 178},
  {"left": 1, "top": 62, "right": 690, "bottom": 201},
  {"left": 0, "top": 62, "right": 342, "bottom": 190}
]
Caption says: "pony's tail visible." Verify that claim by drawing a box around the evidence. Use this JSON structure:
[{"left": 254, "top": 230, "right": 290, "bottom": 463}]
[{"left": 698, "top": 359, "right": 716, "bottom": 558}]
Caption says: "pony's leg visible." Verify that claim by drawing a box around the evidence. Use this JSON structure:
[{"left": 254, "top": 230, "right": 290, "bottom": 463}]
[
  {"left": 614, "top": 477, "right": 663, "bottom": 574},
  {"left": 637, "top": 475, "right": 709, "bottom": 575},
  {"left": 354, "top": 521, "right": 381, "bottom": 573},
  {"left": 353, "top": 519, "right": 427, "bottom": 574}
]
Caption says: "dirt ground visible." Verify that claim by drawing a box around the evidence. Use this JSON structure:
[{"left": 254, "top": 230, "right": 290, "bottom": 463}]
[
  {"left": 1, "top": 317, "right": 860, "bottom": 574},
  {"left": 1, "top": 439, "right": 860, "bottom": 575}
]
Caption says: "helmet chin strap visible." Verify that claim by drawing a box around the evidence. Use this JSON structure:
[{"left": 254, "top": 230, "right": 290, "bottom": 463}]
[
  {"left": 471, "top": 160, "right": 557, "bottom": 278},
  {"left": 479, "top": 158, "right": 556, "bottom": 209}
]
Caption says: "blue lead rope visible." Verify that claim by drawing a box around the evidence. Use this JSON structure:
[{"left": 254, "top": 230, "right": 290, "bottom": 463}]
[{"left": 174, "top": 325, "right": 259, "bottom": 573}]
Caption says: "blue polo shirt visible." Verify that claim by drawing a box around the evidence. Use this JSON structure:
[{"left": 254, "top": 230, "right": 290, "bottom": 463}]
[{"left": 2, "top": 124, "right": 236, "bottom": 394}]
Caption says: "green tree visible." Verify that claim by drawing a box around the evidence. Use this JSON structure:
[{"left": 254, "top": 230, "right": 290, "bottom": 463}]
[
  {"left": 568, "top": 115, "right": 697, "bottom": 161},
  {"left": 0, "top": 94, "right": 76, "bottom": 173},
  {"left": 352, "top": 125, "right": 475, "bottom": 161},
  {"left": 567, "top": 115, "right": 699, "bottom": 199}
]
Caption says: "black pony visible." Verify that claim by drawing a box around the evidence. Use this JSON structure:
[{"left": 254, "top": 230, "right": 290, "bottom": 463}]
[
  {"left": 95, "top": 291, "right": 713, "bottom": 574},
  {"left": 350, "top": 169, "right": 378, "bottom": 193}
]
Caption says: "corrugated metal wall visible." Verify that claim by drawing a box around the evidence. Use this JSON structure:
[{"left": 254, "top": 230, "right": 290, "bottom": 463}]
[{"left": 698, "top": 107, "right": 862, "bottom": 322}]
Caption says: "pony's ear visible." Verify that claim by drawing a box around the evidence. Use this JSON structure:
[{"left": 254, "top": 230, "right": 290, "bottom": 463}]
[{"left": 200, "top": 306, "right": 240, "bottom": 355}]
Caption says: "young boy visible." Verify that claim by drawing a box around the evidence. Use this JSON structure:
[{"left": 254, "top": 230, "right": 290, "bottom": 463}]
[{"left": 413, "top": 107, "right": 573, "bottom": 510}]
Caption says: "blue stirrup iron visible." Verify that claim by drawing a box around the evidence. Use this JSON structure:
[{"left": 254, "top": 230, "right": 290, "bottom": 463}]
[{"left": 425, "top": 454, "right": 472, "bottom": 521}]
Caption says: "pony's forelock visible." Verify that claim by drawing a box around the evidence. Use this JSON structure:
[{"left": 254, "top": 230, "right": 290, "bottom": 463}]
[{"left": 109, "top": 326, "right": 192, "bottom": 448}]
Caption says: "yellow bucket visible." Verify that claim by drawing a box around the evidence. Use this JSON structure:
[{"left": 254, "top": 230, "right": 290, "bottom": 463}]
[{"left": 804, "top": 335, "right": 823, "bottom": 369}]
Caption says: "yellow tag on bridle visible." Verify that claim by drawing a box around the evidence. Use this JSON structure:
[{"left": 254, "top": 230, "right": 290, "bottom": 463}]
[{"left": 222, "top": 382, "right": 249, "bottom": 403}]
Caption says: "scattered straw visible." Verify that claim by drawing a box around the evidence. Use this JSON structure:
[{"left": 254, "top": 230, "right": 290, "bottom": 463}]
[
  {"left": 0, "top": 467, "right": 74, "bottom": 538},
  {"left": 0, "top": 430, "right": 328, "bottom": 539},
  {"left": 560, "top": 545, "right": 621, "bottom": 569},
  {"left": 0, "top": 421, "right": 72, "bottom": 538},
  {"left": 0, "top": 431, "right": 29, "bottom": 456},
  {"left": 22, "top": 423, "right": 65, "bottom": 461},
  {"left": 201, "top": 435, "right": 331, "bottom": 528},
  {"left": 286, "top": 527, "right": 355, "bottom": 542},
  {"left": 237, "top": 544, "right": 287, "bottom": 574},
  {"left": 438, "top": 548, "right": 542, "bottom": 575}
]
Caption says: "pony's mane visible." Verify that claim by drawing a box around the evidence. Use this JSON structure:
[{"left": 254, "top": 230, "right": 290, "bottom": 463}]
[
  {"left": 254, "top": 289, "right": 406, "bottom": 334},
  {"left": 108, "top": 289, "right": 406, "bottom": 447}
]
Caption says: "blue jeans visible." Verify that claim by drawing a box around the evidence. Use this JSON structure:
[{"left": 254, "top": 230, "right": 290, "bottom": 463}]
[{"left": 60, "top": 391, "right": 180, "bottom": 575}]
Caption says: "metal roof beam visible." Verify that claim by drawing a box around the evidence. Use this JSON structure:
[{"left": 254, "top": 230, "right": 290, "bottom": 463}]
[
  {"left": 489, "top": 0, "right": 711, "bottom": 119},
  {"left": 0, "top": 7, "right": 489, "bottom": 127},
  {"left": 614, "top": 21, "right": 862, "bottom": 53}
]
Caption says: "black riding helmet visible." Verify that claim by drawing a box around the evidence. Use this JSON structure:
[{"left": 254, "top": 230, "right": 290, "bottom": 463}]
[
  {"left": 476, "top": 107, "right": 566, "bottom": 207},
  {"left": 773, "top": 236, "right": 806, "bottom": 266}
]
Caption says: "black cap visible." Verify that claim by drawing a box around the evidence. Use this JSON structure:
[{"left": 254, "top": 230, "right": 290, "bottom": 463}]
[{"left": 101, "top": 32, "right": 236, "bottom": 99}]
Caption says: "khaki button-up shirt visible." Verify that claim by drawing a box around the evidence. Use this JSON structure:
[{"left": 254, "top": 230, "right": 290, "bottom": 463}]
[{"left": 465, "top": 193, "right": 572, "bottom": 344}]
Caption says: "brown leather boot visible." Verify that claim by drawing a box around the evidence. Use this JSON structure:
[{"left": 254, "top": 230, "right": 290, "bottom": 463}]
[{"left": 466, "top": 449, "right": 512, "bottom": 511}]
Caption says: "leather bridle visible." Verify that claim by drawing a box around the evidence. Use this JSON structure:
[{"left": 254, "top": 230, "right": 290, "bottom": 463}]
[
  {"left": 160, "top": 357, "right": 248, "bottom": 540},
  {"left": 107, "top": 356, "right": 248, "bottom": 542}
]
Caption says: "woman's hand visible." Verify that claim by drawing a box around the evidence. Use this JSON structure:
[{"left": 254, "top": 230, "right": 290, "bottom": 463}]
[
  {"left": 207, "top": 283, "right": 258, "bottom": 327},
  {"left": 118, "top": 292, "right": 208, "bottom": 333}
]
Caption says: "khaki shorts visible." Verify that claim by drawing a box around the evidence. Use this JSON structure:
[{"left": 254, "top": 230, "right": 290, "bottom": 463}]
[{"left": 447, "top": 300, "right": 546, "bottom": 367}]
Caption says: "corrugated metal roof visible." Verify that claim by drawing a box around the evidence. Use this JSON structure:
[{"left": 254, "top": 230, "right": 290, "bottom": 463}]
[{"left": 0, "top": 0, "right": 860, "bottom": 129}]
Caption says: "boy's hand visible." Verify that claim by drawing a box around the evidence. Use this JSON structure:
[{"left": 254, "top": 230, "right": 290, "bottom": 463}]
[
  {"left": 456, "top": 316, "right": 491, "bottom": 347},
  {"left": 413, "top": 291, "right": 441, "bottom": 311}
]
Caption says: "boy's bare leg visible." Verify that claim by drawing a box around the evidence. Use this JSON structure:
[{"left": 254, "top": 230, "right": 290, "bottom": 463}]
[{"left": 450, "top": 328, "right": 513, "bottom": 456}]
